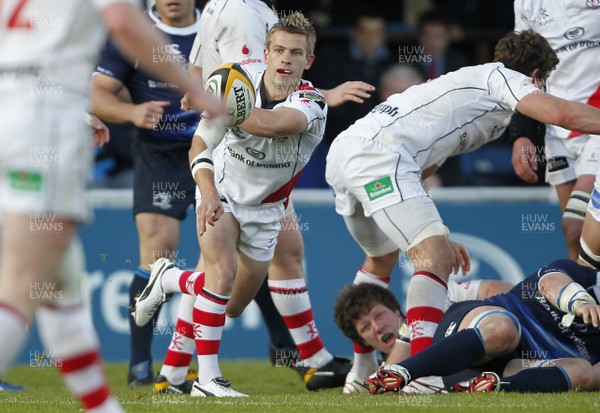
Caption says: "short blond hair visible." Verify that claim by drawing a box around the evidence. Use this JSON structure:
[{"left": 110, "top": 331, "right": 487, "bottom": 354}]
[{"left": 266, "top": 12, "right": 316, "bottom": 56}]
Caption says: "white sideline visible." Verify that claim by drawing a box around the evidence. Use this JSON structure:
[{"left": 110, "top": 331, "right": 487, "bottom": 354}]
[{"left": 87, "top": 187, "right": 557, "bottom": 209}]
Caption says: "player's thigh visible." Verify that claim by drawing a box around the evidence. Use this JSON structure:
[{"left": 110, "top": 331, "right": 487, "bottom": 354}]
[
  {"left": 371, "top": 196, "right": 445, "bottom": 252},
  {"left": 270, "top": 201, "right": 304, "bottom": 280},
  {"left": 135, "top": 212, "right": 181, "bottom": 252},
  {"left": 227, "top": 252, "right": 270, "bottom": 318},
  {"left": 343, "top": 202, "right": 397, "bottom": 258}
]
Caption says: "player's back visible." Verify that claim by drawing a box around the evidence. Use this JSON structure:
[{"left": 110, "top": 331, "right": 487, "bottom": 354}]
[
  {"left": 0, "top": 0, "right": 108, "bottom": 101},
  {"left": 337, "top": 63, "right": 538, "bottom": 171},
  {"left": 195, "top": 0, "right": 277, "bottom": 81}
]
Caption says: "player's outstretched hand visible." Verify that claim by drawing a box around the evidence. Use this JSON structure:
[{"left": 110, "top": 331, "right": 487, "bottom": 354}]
[
  {"left": 196, "top": 192, "right": 224, "bottom": 236},
  {"left": 187, "top": 86, "right": 226, "bottom": 119},
  {"left": 574, "top": 303, "right": 600, "bottom": 328},
  {"left": 322, "top": 81, "right": 375, "bottom": 107},
  {"left": 449, "top": 240, "right": 470, "bottom": 275},
  {"left": 89, "top": 115, "right": 110, "bottom": 147},
  {"left": 180, "top": 93, "right": 193, "bottom": 112},
  {"left": 131, "top": 100, "right": 170, "bottom": 129},
  {"left": 512, "top": 137, "right": 539, "bottom": 183}
]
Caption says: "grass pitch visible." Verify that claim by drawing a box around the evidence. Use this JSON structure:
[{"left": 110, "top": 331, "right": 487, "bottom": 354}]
[{"left": 2, "top": 360, "right": 600, "bottom": 412}]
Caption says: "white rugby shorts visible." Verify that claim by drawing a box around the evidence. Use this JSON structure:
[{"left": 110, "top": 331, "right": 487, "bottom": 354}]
[
  {"left": 195, "top": 187, "right": 284, "bottom": 262},
  {"left": 0, "top": 93, "right": 92, "bottom": 222},
  {"left": 545, "top": 133, "right": 600, "bottom": 186},
  {"left": 326, "top": 135, "right": 430, "bottom": 217}
]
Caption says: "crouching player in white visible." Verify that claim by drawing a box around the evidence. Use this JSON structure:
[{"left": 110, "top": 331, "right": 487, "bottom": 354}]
[
  {"left": 133, "top": 13, "right": 334, "bottom": 397},
  {"left": 355, "top": 259, "right": 600, "bottom": 394},
  {"left": 325, "top": 29, "right": 600, "bottom": 389}
]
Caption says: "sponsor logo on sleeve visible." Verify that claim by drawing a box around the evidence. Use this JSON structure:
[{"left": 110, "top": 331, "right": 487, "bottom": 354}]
[{"left": 298, "top": 92, "right": 325, "bottom": 109}]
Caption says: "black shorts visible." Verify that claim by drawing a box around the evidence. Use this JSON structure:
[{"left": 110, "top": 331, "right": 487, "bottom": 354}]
[
  {"left": 132, "top": 136, "right": 196, "bottom": 220},
  {"left": 435, "top": 300, "right": 518, "bottom": 384}
]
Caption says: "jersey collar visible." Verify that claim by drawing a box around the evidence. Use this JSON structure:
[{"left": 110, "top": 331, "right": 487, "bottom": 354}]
[
  {"left": 148, "top": 7, "right": 201, "bottom": 36},
  {"left": 258, "top": 73, "right": 287, "bottom": 109}
]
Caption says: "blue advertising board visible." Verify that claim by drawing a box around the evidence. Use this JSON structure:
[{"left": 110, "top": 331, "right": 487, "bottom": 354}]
[{"left": 17, "top": 190, "right": 567, "bottom": 364}]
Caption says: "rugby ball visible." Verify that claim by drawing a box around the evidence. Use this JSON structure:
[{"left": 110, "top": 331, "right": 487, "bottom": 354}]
[{"left": 205, "top": 62, "right": 255, "bottom": 127}]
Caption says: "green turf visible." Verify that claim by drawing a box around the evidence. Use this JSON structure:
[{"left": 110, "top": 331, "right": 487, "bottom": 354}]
[{"left": 2, "top": 360, "right": 600, "bottom": 412}]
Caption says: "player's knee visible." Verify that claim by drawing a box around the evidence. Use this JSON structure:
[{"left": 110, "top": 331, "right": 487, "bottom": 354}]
[
  {"left": 561, "top": 359, "right": 595, "bottom": 390},
  {"left": 561, "top": 217, "right": 583, "bottom": 246},
  {"left": 410, "top": 236, "right": 454, "bottom": 277},
  {"left": 471, "top": 311, "right": 520, "bottom": 355}
]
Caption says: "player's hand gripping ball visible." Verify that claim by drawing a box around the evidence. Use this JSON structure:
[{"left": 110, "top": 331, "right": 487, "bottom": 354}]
[{"left": 205, "top": 62, "right": 255, "bottom": 127}]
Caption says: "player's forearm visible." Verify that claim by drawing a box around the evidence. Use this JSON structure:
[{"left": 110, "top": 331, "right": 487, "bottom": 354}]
[
  {"left": 518, "top": 93, "right": 600, "bottom": 135},
  {"left": 89, "top": 83, "right": 137, "bottom": 124},
  {"left": 239, "top": 107, "right": 307, "bottom": 137}
]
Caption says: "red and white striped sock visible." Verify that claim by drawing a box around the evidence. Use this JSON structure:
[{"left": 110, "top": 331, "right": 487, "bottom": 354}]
[
  {"left": 406, "top": 271, "right": 448, "bottom": 355},
  {"left": 194, "top": 288, "right": 228, "bottom": 385},
  {"left": 0, "top": 303, "right": 29, "bottom": 376},
  {"left": 160, "top": 267, "right": 205, "bottom": 296},
  {"left": 268, "top": 279, "right": 333, "bottom": 368},
  {"left": 350, "top": 268, "right": 391, "bottom": 378},
  {"left": 36, "top": 304, "right": 123, "bottom": 413},
  {"left": 160, "top": 293, "right": 196, "bottom": 385}
]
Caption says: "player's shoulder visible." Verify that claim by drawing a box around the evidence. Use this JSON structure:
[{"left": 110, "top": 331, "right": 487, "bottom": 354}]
[
  {"left": 287, "top": 81, "right": 326, "bottom": 110},
  {"left": 536, "top": 258, "right": 594, "bottom": 279}
]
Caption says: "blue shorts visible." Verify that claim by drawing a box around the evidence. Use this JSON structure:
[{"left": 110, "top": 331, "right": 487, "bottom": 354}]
[{"left": 132, "top": 135, "right": 196, "bottom": 220}]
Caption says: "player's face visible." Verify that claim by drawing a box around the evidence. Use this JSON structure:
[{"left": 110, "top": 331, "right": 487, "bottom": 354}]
[
  {"left": 265, "top": 31, "right": 315, "bottom": 95},
  {"left": 354, "top": 304, "right": 402, "bottom": 353},
  {"left": 155, "top": 0, "right": 195, "bottom": 25}
]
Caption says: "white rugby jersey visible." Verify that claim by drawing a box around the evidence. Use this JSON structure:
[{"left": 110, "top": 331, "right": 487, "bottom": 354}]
[
  {"left": 215, "top": 71, "right": 326, "bottom": 206},
  {"left": 0, "top": 0, "right": 137, "bottom": 98},
  {"left": 337, "top": 63, "right": 539, "bottom": 171},
  {"left": 515, "top": 0, "right": 600, "bottom": 138},
  {"left": 189, "top": 0, "right": 277, "bottom": 81}
]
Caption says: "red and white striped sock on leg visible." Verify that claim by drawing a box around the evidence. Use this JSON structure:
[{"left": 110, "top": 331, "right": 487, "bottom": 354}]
[
  {"left": 194, "top": 288, "right": 228, "bottom": 385},
  {"left": 406, "top": 271, "right": 448, "bottom": 355},
  {"left": 160, "top": 267, "right": 205, "bottom": 296},
  {"left": 0, "top": 303, "right": 28, "bottom": 376},
  {"left": 268, "top": 279, "right": 333, "bottom": 368},
  {"left": 160, "top": 293, "right": 196, "bottom": 385},
  {"left": 36, "top": 304, "right": 123, "bottom": 413}
]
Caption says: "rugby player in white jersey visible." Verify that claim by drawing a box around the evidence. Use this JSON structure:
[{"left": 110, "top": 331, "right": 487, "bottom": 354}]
[
  {"left": 133, "top": 12, "right": 336, "bottom": 397},
  {"left": 0, "top": 0, "right": 221, "bottom": 410},
  {"left": 511, "top": 1, "right": 600, "bottom": 261},
  {"left": 325, "top": 29, "right": 600, "bottom": 391},
  {"left": 156, "top": 0, "right": 375, "bottom": 393}
]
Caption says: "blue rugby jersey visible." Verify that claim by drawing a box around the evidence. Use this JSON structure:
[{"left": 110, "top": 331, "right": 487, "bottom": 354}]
[
  {"left": 95, "top": 7, "right": 201, "bottom": 141},
  {"left": 485, "top": 259, "right": 600, "bottom": 363}
]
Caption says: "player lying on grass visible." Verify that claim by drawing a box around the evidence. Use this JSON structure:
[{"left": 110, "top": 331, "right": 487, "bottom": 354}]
[
  {"left": 337, "top": 259, "right": 600, "bottom": 394},
  {"left": 336, "top": 277, "right": 512, "bottom": 393}
]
